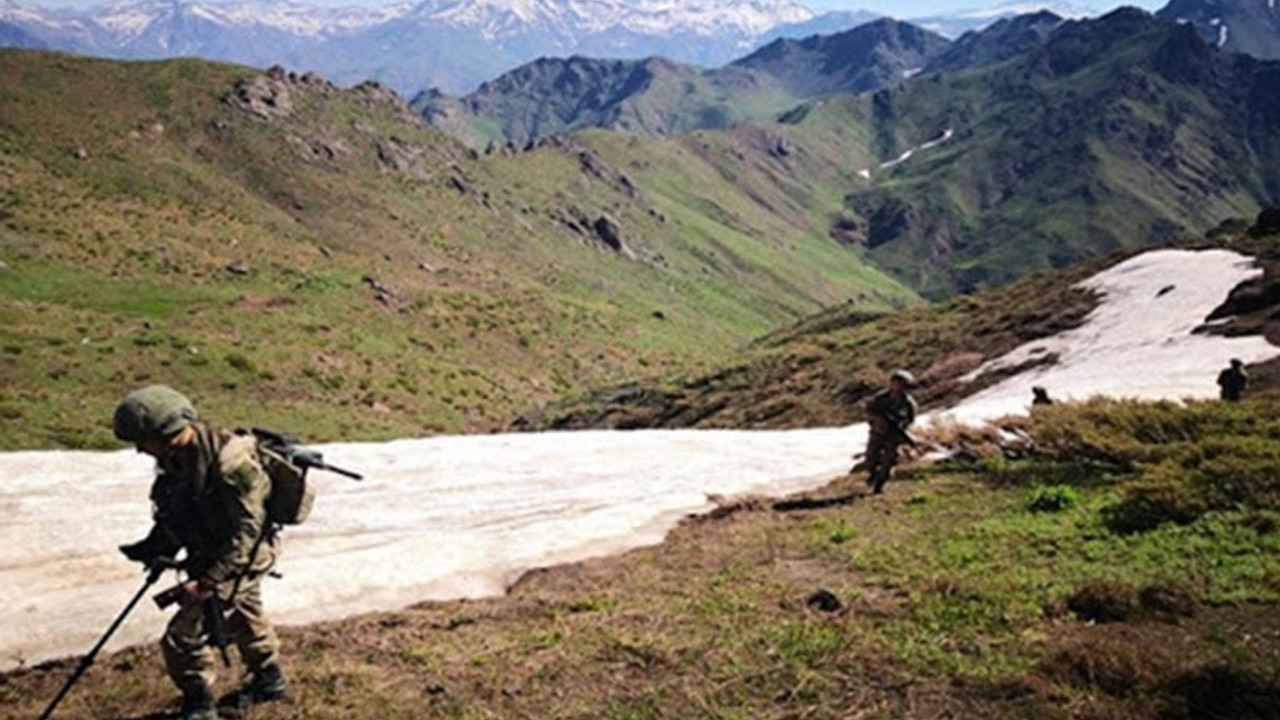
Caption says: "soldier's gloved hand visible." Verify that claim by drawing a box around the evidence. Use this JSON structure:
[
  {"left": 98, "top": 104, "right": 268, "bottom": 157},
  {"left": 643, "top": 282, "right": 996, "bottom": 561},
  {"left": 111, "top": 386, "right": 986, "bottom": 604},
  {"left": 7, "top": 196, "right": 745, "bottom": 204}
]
[
  {"left": 119, "top": 537, "right": 159, "bottom": 566},
  {"left": 176, "top": 579, "right": 215, "bottom": 609}
]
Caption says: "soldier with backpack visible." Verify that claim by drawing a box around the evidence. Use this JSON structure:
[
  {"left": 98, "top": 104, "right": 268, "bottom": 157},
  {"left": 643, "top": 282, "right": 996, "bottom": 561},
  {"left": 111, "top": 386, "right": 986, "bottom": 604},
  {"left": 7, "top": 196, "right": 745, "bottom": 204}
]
[{"left": 113, "top": 385, "right": 288, "bottom": 720}]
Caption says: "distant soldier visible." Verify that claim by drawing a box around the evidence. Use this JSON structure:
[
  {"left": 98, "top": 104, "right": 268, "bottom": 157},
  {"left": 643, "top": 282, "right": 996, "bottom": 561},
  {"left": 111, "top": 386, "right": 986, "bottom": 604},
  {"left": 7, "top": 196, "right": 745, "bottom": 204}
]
[
  {"left": 1031, "top": 386, "right": 1054, "bottom": 406},
  {"left": 113, "top": 386, "right": 289, "bottom": 720},
  {"left": 1217, "top": 359, "right": 1248, "bottom": 402},
  {"left": 863, "top": 370, "right": 919, "bottom": 495}
]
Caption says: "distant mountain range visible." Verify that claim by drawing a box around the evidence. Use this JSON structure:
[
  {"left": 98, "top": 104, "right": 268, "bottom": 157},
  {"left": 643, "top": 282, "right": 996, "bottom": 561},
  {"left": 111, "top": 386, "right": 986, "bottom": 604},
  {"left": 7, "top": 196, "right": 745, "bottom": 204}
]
[
  {"left": 425, "top": 5, "right": 1280, "bottom": 300},
  {"left": 417, "top": 18, "right": 962, "bottom": 147},
  {"left": 0, "top": 0, "right": 1093, "bottom": 94},
  {"left": 827, "top": 7, "right": 1280, "bottom": 295},
  {"left": 415, "top": 12, "right": 1072, "bottom": 146},
  {"left": 1156, "top": 0, "right": 1280, "bottom": 59}
]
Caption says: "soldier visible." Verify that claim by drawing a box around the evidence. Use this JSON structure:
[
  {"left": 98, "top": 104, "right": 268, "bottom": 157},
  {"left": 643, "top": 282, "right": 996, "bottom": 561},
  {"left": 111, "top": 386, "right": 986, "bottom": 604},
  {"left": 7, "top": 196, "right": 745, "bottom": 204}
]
[
  {"left": 863, "top": 370, "right": 918, "bottom": 495},
  {"left": 1217, "top": 359, "right": 1248, "bottom": 402},
  {"left": 113, "top": 385, "right": 288, "bottom": 720}
]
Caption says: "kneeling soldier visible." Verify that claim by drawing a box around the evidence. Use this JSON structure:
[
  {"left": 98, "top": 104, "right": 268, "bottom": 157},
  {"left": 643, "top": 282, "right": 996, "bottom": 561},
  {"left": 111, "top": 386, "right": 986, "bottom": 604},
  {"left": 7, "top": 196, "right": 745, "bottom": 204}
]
[{"left": 113, "top": 385, "right": 288, "bottom": 720}]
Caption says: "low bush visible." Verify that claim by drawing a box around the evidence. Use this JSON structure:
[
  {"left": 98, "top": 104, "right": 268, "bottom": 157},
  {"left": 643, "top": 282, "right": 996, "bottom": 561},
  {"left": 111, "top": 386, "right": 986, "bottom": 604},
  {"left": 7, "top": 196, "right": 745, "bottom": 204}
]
[
  {"left": 1025, "top": 484, "right": 1081, "bottom": 513},
  {"left": 1032, "top": 399, "right": 1280, "bottom": 530}
]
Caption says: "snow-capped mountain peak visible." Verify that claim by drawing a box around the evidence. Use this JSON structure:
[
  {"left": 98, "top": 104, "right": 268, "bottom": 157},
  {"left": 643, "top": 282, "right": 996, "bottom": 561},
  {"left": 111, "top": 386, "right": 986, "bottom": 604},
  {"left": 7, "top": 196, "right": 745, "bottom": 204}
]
[
  {"left": 83, "top": 0, "right": 411, "bottom": 39},
  {"left": 405, "top": 0, "right": 814, "bottom": 36}
]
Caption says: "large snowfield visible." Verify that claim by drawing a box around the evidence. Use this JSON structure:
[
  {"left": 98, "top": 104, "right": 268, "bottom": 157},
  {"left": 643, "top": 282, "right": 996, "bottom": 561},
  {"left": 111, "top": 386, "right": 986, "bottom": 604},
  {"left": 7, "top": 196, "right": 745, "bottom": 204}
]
[{"left": 2, "top": 248, "right": 1277, "bottom": 671}]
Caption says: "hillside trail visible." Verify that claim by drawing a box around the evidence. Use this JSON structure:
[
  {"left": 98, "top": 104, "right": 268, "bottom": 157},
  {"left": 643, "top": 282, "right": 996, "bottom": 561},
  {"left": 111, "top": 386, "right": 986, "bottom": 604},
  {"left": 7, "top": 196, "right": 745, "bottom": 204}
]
[{"left": 1, "top": 248, "right": 1275, "bottom": 672}]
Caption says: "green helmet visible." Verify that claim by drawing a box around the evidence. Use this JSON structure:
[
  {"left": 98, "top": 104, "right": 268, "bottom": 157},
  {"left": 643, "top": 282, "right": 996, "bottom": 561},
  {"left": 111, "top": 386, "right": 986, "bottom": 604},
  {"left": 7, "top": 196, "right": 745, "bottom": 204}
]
[{"left": 113, "top": 385, "right": 197, "bottom": 442}]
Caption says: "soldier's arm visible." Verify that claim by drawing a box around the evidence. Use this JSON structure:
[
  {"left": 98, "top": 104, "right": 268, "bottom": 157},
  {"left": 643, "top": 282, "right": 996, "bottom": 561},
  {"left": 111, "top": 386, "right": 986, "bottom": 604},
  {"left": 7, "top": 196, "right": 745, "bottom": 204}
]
[
  {"left": 866, "top": 392, "right": 889, "bottom": 424},
  {"left": 122, "top": 474, "right": 184, "bottom": 565},
  {"left": 202, "top": 447, "right": 272, "bottom": 585}
]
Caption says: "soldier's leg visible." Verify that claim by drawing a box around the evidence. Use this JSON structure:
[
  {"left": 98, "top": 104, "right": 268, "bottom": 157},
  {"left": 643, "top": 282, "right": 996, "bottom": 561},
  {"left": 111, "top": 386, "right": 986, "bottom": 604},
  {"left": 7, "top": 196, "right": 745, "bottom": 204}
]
[
  {"left": 865, "top": 432, "right": 889, "bottom": 490},
  {"left": 224, "top": 578, "right": 287, "bottom": 703},
  {"left": 161, "top": 601, "right": 218, "bottom": 715},
  {"left": 872, "top": 441, "right": 899, "bottom": 494},
  {"left": 225, "top": 577, "right": 281, "bottom": 673}
]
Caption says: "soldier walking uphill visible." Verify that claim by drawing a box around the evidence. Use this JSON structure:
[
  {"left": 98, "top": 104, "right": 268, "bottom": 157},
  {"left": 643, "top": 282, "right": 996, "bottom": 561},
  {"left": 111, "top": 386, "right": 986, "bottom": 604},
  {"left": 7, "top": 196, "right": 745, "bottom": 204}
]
[
  {"left": 1217, "top": 359, "right": 1248, "bottom": 402},
  {"left": 113, "top": 386, "right": 289, "bottom": 720},
  {"left": 863, "top": 370, "right": 918, "bottom": 495}
]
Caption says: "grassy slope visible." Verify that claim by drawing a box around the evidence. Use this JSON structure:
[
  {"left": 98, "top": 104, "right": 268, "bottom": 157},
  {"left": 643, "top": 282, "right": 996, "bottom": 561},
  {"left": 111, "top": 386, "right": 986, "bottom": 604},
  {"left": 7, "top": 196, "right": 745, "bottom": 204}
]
[
  {"left": 0, "top": 50, "right": 918, "bottom": 449},
  {"left": 3, "top": 399, "right": 1278, "bottom": 720},
  {"left": 524, "top": 213, "right": 1280, "bottom": 432},
  {"left": 522, "top": 245, "right": 1113, "bottom": 431}
]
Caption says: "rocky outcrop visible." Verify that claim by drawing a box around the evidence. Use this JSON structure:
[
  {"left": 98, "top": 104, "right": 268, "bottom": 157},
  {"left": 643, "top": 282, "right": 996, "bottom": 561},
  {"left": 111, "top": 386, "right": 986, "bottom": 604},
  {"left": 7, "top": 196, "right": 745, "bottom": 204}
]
[
  {"left": 1251, "top": 207, "right": 1280, "bottom": 238},
  {"left": 593, "top": 214, "right": 625, "bottom": 253},
  {"left": 375, "top": 137, "right": 429, "bottom": 178},
  {"left": 226, "top": 66, "right": 302, "bottom": 120},
  {"left": 352, "top": 80, "right": 423, "bottom": 127}
]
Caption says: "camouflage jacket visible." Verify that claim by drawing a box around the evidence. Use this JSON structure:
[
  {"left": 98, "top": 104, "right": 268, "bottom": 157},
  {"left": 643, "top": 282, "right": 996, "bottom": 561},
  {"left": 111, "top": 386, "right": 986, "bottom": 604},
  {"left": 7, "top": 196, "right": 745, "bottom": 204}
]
[
  {"left": 866, "top": 389, "right": 917, "bottom": 437},
  {"left": 141, "top": 423, "right": 278, "bottom": 585}
]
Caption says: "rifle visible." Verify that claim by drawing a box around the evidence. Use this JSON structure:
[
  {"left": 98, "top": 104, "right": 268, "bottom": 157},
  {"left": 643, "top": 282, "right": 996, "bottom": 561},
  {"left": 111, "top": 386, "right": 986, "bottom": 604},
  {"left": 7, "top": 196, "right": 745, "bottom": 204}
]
[
  {"left": 153, "top": 582, "right": 231, "bottom": 668},
  {"left": 249, "top": 427, "right": 363, "bottom": 480},
  {"left": 38, "top": 558, "right": 180, "bottom": 720},
  {"left": 889, "top": 422, "right": 918, "bottom": 448}
]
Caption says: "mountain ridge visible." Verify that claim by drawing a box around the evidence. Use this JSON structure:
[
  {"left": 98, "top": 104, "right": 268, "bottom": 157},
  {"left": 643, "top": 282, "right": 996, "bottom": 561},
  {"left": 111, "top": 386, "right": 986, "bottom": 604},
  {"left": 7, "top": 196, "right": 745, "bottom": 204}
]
[{"left": 416, "top": 18, "right": 959, "bottom": 147}]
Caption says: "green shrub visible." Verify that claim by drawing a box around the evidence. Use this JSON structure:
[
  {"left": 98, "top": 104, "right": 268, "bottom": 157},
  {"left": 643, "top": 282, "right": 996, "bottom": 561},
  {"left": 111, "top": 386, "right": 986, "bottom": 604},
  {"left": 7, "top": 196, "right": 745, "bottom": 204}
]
[
  {"left": 224, "top": 352, "right": 258, "bottom": 374},
  {"left": 1026, "top": 484, "right": 1081, "bottom": 513},
  {"left": 1033, "top": 399, "right": 1280, "bottom": 531}
]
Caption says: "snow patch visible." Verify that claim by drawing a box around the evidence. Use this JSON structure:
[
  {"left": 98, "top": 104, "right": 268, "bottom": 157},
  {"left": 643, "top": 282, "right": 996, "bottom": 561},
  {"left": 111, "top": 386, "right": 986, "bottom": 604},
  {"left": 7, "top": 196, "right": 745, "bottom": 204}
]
[
  {"left": 1, "top": 248, "right": 1275, "bottom": 671},
  {"left": 880, "top": 127, "right": 953, "bottom": 170},
  {"left": 948, "top": 249, "right": 1276, "bottom": 423}
]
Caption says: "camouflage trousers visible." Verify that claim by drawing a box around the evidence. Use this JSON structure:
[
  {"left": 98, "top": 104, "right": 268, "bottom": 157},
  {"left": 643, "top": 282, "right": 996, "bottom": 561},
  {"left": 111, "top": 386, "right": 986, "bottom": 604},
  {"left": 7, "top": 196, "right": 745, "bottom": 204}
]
[
  {"left": 161, "top": 574, "right": 280, "bottom": 697},
  {"left": 864, "top": 430, "right": 903, "bottom": 492}
]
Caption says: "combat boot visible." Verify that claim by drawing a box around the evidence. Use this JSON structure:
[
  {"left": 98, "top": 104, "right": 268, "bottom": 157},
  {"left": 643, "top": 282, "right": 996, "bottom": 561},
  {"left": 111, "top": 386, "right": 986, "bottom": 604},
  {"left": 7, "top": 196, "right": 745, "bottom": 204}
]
[
  {"left": 222, "top": 664, "right": 289, "bottom": 709},
  {"left": 178, "top": 689, "right": 218, "bottom": 720}
]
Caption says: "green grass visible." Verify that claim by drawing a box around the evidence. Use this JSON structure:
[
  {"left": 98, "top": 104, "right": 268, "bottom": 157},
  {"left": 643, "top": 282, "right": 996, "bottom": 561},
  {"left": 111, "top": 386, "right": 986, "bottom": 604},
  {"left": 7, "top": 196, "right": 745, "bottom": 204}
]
[{"left": 0, "top": 49, "right": 924, "bottom": 449}]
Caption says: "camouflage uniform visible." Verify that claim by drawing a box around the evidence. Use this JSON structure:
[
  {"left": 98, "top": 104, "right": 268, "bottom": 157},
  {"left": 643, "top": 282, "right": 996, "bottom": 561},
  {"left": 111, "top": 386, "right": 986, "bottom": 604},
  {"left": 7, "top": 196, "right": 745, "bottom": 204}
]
[
  {"left": 137, "top": 423, "right": 282, "bottom": 699},
  {"left": 864, "top": 388, "right": 917, "bottom": 493}
]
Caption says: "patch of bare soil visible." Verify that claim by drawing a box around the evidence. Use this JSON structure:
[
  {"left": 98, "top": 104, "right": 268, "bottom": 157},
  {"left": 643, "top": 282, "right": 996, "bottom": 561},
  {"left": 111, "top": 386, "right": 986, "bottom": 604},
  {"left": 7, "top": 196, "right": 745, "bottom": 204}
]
[
  {"left": 1005, "top": 606, "right": 1280, "bottom": 720},
  {"left": 231, "top": 296, "right": 296, "bottom": 311},
  {"left": 518, "top": 252, "right": 1113, "bottom": 432}
]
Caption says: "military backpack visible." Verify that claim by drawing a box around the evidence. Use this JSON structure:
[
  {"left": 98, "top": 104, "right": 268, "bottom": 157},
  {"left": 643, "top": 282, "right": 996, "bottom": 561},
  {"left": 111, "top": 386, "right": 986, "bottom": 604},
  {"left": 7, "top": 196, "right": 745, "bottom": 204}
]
[{"left": 238, "top": 427, "right": 362, "bottom": 526}]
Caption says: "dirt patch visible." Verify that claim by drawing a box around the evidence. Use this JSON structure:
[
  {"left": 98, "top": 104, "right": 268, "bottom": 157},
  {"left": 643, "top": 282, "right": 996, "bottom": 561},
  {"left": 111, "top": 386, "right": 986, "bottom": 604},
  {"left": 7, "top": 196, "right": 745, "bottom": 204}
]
[
  {"left": 231, "top": 296, "right": 296, "bottom": 311},
  {"left": 1023, "top": 606, "right": 1280, "bottom": 720}
]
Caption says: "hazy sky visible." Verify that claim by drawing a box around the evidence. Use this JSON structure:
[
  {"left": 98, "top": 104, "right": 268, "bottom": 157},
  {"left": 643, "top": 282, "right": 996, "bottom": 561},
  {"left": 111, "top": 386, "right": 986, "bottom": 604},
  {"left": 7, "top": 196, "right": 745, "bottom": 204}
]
[{"left": 14, "top": 0, "right": 1171, "bottom": 18}]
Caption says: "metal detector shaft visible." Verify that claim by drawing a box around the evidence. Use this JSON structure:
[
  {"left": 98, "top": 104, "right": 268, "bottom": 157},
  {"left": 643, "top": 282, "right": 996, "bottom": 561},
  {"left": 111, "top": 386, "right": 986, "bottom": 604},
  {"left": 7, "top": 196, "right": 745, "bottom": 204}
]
[{"left": 37, "top": 561, "right": 172, "bottom": 720}]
